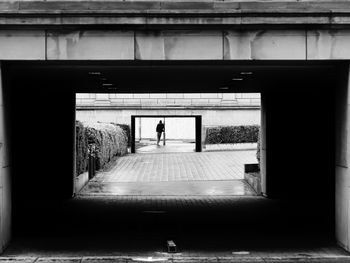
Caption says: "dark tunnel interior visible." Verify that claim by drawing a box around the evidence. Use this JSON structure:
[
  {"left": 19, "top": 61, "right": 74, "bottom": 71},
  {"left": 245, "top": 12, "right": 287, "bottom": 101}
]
[{"left": 1, "top": 60, "right": 339, "bottom": 255}]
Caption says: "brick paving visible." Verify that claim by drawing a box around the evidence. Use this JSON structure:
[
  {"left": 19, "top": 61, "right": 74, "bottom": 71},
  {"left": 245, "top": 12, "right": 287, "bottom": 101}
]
[
  {"left": 79, "top": 181, "right": 257, "bottom": 196},
  {"left": 92, "top": 150, "right": 257, "bottom": 183},
  {"left": 1, "top": 251, "right": 350, "bottom": 263}
]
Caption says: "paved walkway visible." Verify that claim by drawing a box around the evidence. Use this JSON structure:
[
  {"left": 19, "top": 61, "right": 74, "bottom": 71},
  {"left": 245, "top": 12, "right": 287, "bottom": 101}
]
[
  {"left": 81, "top": 150, "right": 257, "bottom": 196},
  {"left": 137, "top": 141, "right": 195, "bottom": 153},
  {"left": 136, "top": 142, "right": 258, "bottom": 154},
  {"left": 204, "top": 143, "right": 257, "bottom": 152},
  {"left": 92, "top": 151, "right": 257, "bottom": 183},
  {"left": 1, "top": 253, "right": 350, "bottom": 263},
  {"left": 79, "top": 180, "right": 256, "bottom": 196}
]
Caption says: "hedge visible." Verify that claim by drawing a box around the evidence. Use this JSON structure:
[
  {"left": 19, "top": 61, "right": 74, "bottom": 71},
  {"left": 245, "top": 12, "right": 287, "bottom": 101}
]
[
  {"left": 75, "top": 121, "right": 128, "bottom": 176},
  {"left": 75, "top": 121, "right": 89, "bottom": 177},
  {"left": 114, "top": 123, "right": 131, "bottom": 147},
  {"left": 256, "top": 130, "right": 261, "bottom": 168},
  {"left": 206, "top": 125, "right": 260, "bottom": 144}
]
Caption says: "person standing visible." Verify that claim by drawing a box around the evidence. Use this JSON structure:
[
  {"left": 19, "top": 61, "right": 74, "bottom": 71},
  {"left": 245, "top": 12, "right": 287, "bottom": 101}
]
[{"left": 156, "top": 120, "right": 165, "bottom": 146}]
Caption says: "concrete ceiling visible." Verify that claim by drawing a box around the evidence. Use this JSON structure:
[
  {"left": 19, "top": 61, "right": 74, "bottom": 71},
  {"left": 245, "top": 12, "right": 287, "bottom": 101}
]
[{"left": 5, "top": 61, "right": 338, "bottom": 93}]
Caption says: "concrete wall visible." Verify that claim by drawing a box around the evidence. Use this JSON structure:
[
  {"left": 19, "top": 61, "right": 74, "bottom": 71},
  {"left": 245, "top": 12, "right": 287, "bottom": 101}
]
[
  {"left": 0, "top": 27, "right": 347, "bottom": 253},
  {"left": 136, "top": 118, "right": 196, "bottom": 140},
  {"left": 76, "top": 93, "right": 261, "bottom": 140},
  {"left": 335, "top": 64, "right": 350, "bottom": 251},
  {"left": 0, "top": 63, "right": 11, "bottom": 253},
  {"left": 260, "top": 93, "right": 267, "bottom": 195},
  {"left": 76, "top": 93, "right": 260, "bottom": 108},
  {"left": 76, "top": 108, "right": 260, "bottom": 131},
  {"left": 4, "top": 29, "right": 350, "bottom": 61}
]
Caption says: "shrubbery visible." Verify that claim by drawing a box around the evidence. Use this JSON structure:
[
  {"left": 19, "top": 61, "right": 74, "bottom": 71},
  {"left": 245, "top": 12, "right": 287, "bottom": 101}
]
[
  {"left": 256, "top": 131, "right": 261, "bottom": 168},
  {"left": 76, "top": 121, "right": 89, "bottom": 177},
  {"left": 115, "top": 123, "right": 131, "bottom": 146},
  {"left": 75, "top": 121, "right": 129, "bottom": 176},
  {"left": 206, "top": 125, "right": 260, "bottom": 144}
]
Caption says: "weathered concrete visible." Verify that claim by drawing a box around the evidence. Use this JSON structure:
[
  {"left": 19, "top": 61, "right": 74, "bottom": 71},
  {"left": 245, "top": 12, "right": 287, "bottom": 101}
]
[
  {"left": 335, "top": 64, "right": 350, "bottom": 251},
  {"left": 135, "top": 31, "right": 222, "bottom": 60},
  {"left": 0, "top": 30, "right": 45, "bottom": 60},
  {"left": 260, "top": 93, "right": 267, "bottom": 196},
  {"left": 1, "top": 1, "right": 350, "bottom": 27},
  {"left": 307, "top": 30, "right": 350, "bottom": 60},
  {"left": 4, "top": 28, "right": 350, "bottom": 60},
  {"left": 74, "top": 172, "right": 88, "bottom": 194},
  {"left": 0, "top": 64, "right": 11, "bottom": 253},
  {"left": 47, "top": 31, "right": 134, "bottom": 60},
  {"left": 224, "top": 30, "right": 306, "bottom": 60}
]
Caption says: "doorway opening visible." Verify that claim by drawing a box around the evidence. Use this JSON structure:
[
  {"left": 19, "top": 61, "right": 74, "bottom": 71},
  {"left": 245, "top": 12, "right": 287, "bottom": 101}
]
[
  {"left": 132, "top": 115, "right": 199, "bottom": 154},
  {"left": 3, "top": 61, "right": 341, "bottom": 258},
  {"left": 75, "top": 93, "right": 260, "bottom": 197}
]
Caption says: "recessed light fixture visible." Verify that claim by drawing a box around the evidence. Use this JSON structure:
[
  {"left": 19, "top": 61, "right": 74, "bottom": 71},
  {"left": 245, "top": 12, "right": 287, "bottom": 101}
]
[
  {"left": 102, "top": 83, "right": 114, "bottom": 87},
  {"left": 219, "top": 87, "right": 229, "bottom": 90},
  {"left": 232, "top": 78, "right": 243, "bottom": 81},
  {"left": 240, "top": 72, "right": 253, "bottom": 75},
  {"left": 88, "top": 72, "right": 101, "bottom": 75}
]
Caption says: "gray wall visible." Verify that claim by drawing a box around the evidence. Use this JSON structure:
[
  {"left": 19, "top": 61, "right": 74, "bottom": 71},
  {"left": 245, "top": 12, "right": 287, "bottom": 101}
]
[
  {"left": 0, "top": 63, "right": 11, "bottom": 253},
  {"left": 335, "top": 64, "right": 350, "bottom": 251},
  {"left": 2, "top": 30, "right": 350, "bottom": 61}
]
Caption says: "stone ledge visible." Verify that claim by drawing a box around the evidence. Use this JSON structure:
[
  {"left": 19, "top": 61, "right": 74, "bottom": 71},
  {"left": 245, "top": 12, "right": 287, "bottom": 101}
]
[
  {"left": 0, "top": 1, "right": 349, "bottom": 13},
  {"left": 1, "top": 1, "right": 350, "bottom": 26},
  {"left": 76, "top": 105, "right": 261, "bottom": 110}
]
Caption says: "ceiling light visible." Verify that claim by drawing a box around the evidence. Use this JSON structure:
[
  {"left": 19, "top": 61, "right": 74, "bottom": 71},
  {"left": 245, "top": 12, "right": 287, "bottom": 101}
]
[
  {"left": 219, "top": 87, "right": 229, "bottom": 90},
  {"left": 88, "top": 72, "right": 101, "bottom": 75},
  {"left": 240, "top": 72, "right": 253, "bottom": 75},
  {"left": 102, "top": 83, "right": 114, "bottom": 87},
  {"left": 232, "top": 78, "right": 243, "bottom": 81}
]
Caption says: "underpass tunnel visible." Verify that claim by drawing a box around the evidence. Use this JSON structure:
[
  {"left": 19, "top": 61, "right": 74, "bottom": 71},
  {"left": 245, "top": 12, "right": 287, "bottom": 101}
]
[{"left": 0, "top": 61, "right": 342, "bottom": 254}]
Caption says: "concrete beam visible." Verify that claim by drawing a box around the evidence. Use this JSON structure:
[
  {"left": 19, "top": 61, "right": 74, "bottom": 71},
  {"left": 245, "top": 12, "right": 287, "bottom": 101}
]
[
  {"left": 0, "top": 1, "right": 350, "bottom": 26},
  {"left": 135, "top": 31, "right": 223, "bottom": 60},
  {"left": 0, "top": 30, "right": 45, "bottom": 60},
  {"left": 47, "top": 30, "right": 134, "bottom": 60},
  {"left": 224, "top": 30, "right": 306, "bottom": 60},
  {"left": 2, "top": 28, "right": 350, "bottom": 60}
]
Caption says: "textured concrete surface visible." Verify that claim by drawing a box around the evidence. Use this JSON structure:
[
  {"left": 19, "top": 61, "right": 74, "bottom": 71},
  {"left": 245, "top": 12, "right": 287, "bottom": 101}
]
[
  {"left": 1, "top": 254, "right": 350, "bottom": 263},
  {"left": 335, "top": 65, "right": 350, "bottom": 252},
  {"left": 79, "top": 180, "right": 257, "bottom": 196},
  {"left": 79, "top": 150, "right": 257, "bottom": 196},
  {"left": 88, "top": 151, "right": 257, "bottom": 183},
  {"left": 136, "top": 142, "right": 195, "bottom": 153},
  {"left": 3, "top": 194, "right": 342, "bottom": 259},
  {"left": 0, "top": 64, "right": 11, "bottom": 254},
  {"left": 2, "top": 1, "right": 350, "bottom": 27},
  {"left": 5, "top": 29, "right": 350, "bottom": 60}
]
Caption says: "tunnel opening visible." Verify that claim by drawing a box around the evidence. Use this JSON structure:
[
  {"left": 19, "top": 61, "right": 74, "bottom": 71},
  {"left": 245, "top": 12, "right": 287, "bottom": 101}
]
[
  {"left": 1, "top": 60, "right": 341, "bottom": 257},
  {"left": 74, "top": 95, "right": 260, "bottom": 197}
]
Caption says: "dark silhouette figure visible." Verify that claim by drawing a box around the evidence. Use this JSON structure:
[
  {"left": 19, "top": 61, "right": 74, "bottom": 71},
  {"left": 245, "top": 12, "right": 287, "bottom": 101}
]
[{"left": 156, "top": 120, "right": 165, "bottom": 146}]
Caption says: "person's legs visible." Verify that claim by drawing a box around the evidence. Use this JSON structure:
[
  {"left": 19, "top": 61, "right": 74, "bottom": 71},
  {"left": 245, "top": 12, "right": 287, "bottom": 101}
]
[{"left": 157, "top": 132, "right": 161, "bottom": 145}]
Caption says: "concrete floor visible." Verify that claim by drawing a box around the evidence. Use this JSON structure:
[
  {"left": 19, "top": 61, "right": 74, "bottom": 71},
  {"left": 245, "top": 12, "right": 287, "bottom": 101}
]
[
  {"left": 4, "top": 150, "right": 346, "bottom": 262},
  {"left": 136, "top": 141, "right": 195, "bottom": 153},
  {"left": 91, "top": 151, "right": 256, "bottom": 183},
  {"left": 4, "top": 196, "right": 348, "bottom": 261},
  {"left": 79, "top": 180, "right": 257, "bottom": 196},
  {"left": 80, "top": 150, "right": 257, "bottom": 196}
]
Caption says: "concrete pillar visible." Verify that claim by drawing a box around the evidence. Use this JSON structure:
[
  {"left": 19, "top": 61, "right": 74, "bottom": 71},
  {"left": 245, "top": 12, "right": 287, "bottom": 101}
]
[
  {"left": 335, "top": 64, "right": 350, "bottom": 252},
  {"left": 260, "top": 93, "right": 267, "bottom": 195},
  {"left": 0, "top": 63, "right": 11, "bottom": 253}
]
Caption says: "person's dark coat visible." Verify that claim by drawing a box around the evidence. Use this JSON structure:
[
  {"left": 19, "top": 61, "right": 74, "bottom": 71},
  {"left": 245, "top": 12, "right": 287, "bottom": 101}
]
[{"left": 156, "top": 123, "right": 165, "bottom": 133}]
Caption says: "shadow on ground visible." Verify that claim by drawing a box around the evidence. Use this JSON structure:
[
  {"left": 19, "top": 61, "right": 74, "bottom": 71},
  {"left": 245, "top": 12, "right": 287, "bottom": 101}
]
[{"left": 6, "top": 196, "right": 340, "bottom": 258}]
